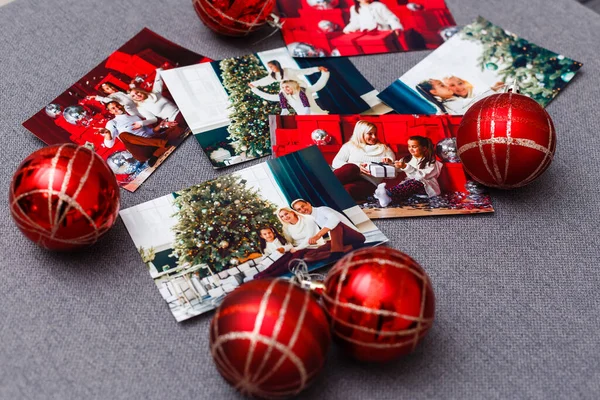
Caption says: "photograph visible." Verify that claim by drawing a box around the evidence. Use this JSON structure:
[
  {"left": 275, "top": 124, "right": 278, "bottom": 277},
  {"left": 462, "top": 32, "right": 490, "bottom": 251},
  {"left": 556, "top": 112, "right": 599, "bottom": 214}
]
[
  {"left": 22, "top": 29, "right": 211, "bottom": 192},
  {"left": 377, "top": 17, "right": 583, "bottom": 115},
  {"left": 120, "top": 146, "right": 388, "bottom": 322},
  {"left": 270, "top": 114, "right": 495, "bottom": 218},
  {"left": 160, "top": 47, "right": 383, "bottom": 169},
  {"left": 275, "top": 0, "right": 456, "bottom": 57}
]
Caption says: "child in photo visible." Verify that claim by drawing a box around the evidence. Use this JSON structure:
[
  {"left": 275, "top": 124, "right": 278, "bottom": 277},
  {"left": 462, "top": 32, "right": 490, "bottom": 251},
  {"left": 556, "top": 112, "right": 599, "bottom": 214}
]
[
  {"left": 343, "top": 0, "right": 403, "bottom": 34},
  {"left": 375, "top": 135, "right": 443, "bottom": 207},
  {"left": 248, "top": 59, "right": 328, "bottom": 90},
  {"left": 251, "top": 74, "right": 330, "bottom": 115},
  {"left": 89, "top": 82, "right": 141, "bottom": 117},
  {"left": 443, "top": 76, "right": 505, "bottom": 101},
  {"left": 258, "top": 225, "right": 292, "bottom": 256}
]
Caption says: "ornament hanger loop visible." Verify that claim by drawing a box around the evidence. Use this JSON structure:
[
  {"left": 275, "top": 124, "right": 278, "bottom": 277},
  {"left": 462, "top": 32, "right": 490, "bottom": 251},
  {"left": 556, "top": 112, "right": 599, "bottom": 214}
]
[{"left": 289, "top": 259, "right": 326, "bottom": 294}]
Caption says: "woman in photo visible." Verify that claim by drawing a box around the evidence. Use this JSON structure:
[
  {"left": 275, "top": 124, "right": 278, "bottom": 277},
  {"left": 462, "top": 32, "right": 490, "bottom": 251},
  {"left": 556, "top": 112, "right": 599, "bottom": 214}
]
[
  {"left": 254, "top": 208, "right": 327, "bottom": 279},
  {"left": 251, "top": 73, "right": 330, "bottom": 115},
  {"left": 331, "top": 120, "right": 396, "bottom": 201},
  {"left": 248, "top": 60, "right": 328, "bottom": 91},
  {"left": 443, "top": 76, "right": 505, "bottom": 100},
  {"left": 128, "top": 68, "right": 180, "bottom": 129},
  {"left": 374, "top": 135, "right": 443, "bottom": 207},
  {"left": 343, "top": 0, "right": 404, "bottom": 34},
  {"left": 89, "top": 82, "right": 141, "bottom": 117}
]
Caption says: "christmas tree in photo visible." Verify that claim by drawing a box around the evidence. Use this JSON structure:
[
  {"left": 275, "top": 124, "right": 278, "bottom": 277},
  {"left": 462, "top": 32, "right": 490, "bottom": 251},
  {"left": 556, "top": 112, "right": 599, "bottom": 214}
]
[
  {"left": 170, "top": 174, "right": 281, "bottom": 276},
  {"left": 220, "top": 54, "right": 281, "bottom": 158},
  {"left": 460, "top": 17, "right": 582, "bottom": 105}
]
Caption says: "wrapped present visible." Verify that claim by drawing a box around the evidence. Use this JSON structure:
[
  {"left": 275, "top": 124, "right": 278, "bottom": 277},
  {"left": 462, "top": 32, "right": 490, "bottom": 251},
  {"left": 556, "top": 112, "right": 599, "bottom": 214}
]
[
  {"left": 369, "top": 162, "right": 396, "bottom": 178},
  {"left": 260, "top": 251, "right": 284, "bottom": 267}
]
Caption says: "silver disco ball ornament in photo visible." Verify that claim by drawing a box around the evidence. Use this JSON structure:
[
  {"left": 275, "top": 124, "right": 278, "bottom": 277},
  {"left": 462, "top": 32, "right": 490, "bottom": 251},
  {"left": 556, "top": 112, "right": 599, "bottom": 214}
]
[
  {"left": 311, "top": 129, "right": 332, "bottom": 146},
  {"left": 439, "top": 26, "right": 462, "bottom": 41},
  {"left": 465, "top": 180, "right": 486, "bottom": 195},
  {"left": 436, "top": 137, "right": 460, "bottom": 163},
  {"left": 106, "top": 150, "right": 141, "bottom": 175},
  {"left": 288, "top": 42, "right": 328, "bottom": 58},
  {"left": 45, "top": 103, "right": 63, "bottom": 119},
  {"left": 318, "top": 20, "right": 339, "bottom": 33},
  {"left": 307, "top": 0, "right": 338, "bottom": 10},
  {"left": 63, "top": 105, "right": 90, "bottom": 126}
]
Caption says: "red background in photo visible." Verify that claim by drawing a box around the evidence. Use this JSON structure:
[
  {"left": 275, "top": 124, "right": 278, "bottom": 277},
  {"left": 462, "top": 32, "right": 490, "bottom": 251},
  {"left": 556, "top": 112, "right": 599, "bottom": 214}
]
[
  {"left": 23, "top": 29, "right": 211, "bottom": 183},
  {"left": 272, "top": 114, "right": 468, "bottom": 194},
  {"left": 276, "top": 0, "right": 456, "bottom": 56}
]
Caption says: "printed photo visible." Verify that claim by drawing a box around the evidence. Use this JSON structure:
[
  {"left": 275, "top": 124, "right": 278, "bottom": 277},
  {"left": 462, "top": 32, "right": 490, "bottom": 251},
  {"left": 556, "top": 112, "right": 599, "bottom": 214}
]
[
  {"left": 275, "top": 0, "right": 456, "bottom": 57},
  {"left": 160, "top": 47, "right": 382, "bottom": 168},
  {"left": 23, "top": 29, "right": 211, "bottom": 192},
  {"left": 377, "top": 17, "right": 583, "bottom": 115},
  {"left": 120, "top": 146, "right": 388, "bottom": 322},
  {"left": 270, "top": 114, "right": 495, "bottom": 218}
]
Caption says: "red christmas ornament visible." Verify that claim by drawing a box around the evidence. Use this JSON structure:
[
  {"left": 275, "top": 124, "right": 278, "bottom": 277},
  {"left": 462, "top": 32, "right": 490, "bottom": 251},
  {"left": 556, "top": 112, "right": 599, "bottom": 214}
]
[
  {"left": 192, "top": 0, "right": 275, "bottom": 37},
  {"left": 210, "top": 278, "right": 330, "bottom": 398},
  {"left": 456, "top": 91, "right": 556, "bottom": 189},
  {"left": 322, "top": 247, "right": 435, "bottom": 363},
  {"left": 9, "top": 144, "right": 120, "bottom": 250}
]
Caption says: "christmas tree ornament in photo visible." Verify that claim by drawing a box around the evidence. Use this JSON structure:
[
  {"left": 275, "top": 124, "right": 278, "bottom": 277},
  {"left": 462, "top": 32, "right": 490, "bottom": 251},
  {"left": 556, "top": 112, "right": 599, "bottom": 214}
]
[{"left": 9, "top": 144, "right": 120, "bottom": 251}]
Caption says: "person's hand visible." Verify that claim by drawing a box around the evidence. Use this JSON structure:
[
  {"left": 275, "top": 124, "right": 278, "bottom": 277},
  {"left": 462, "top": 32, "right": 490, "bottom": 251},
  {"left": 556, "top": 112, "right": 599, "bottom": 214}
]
[
  {"left": 290, "top": 248, "right": 297, "bottom": 254},
  {"left": 318, "top": 66, "right": 328, "bottom": 72},
  {"left": 277, "top": 248, "right": 285, "bottom": 254},
  {"left": 382, "top": 157, "right": 394, "bottom": 165},
  {"left": 308, "top": 235, "right": 320, "bottom": 245},
  {"left": 395, "top": 160, "right": 406, "bottom": 169},
  {"left": 132, "top": 121, "right": 143, "bottom": 129},
  {"left": 393, "top": 29, "right": 402, "bottom": 37},
  {"left": 359, "top": 163, "right": 371, "bottom": 176},
  {"left": 96, "top": 128, "right": 110, "bottom": 136},
  {"left": 85, "top": 96, "right": 95, "bottom": 100},
  {"left": 160, "top": 121, "right": 178, "bottom": 129},
  {"left": 248, "top": 83, "right": 255, "bottom": 88},
  {"left": 492, "top": 82, "right": 505, "bottom": 91}
]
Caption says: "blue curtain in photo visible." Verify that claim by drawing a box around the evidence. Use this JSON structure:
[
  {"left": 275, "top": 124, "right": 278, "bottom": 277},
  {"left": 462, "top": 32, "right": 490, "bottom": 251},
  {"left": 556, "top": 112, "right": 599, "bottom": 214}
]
[
  {"left": 267, "top": 146, "right": 355, "bottom": 213},
  {"left": 295, "top": 58, "right": 373, "bottom": 114},
  {"left": 378, "top": 80, "right": 438, "bottom": 114}
]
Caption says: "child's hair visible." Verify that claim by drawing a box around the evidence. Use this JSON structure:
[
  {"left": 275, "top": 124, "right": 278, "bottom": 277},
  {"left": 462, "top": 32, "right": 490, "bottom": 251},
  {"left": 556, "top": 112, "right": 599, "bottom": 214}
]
[
  {"left": 416, "top": 80, "right": 448, "bottom": 114},
  {"left": 268, "top": 60, "right": 284, "bottom": 80},
  {"left": 353, "top": 0, "right": 377, "bottom": 13},
  {"left": 404, "top": 135, "right": 436, "bottom": 169},
  {"left": 99, "top": 82, "right": 124, "bottom": 95},
  {"left": 281, "top": 80, "right": 300, "bottom": 92},
  {"left": 257, "top": 226, "right": 288, "bottom": 254}
]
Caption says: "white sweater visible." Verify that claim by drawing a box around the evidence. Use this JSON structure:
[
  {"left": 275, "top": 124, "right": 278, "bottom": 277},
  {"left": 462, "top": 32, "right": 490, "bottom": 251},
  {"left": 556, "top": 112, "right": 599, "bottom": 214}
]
[
  {"left": 137, "top": 70, "right": 180, "bottom": 126},
  {"left": 401, "top": 156, "right": 443, "bottom": 197},
  {"left": 95, "top": 92, "right": 141, "bottom": 117},
  {"left": 332, "top": 142, "right": 396, "bottom": 185},
  {"left": 263, "top": 238, "right": 292, "bottom": 256},
  {"left": 343, "top": 2, "right": 403, "bottom": 33},
  {"left": 250, "top": 67, "right": 321, "bottom": 89}
]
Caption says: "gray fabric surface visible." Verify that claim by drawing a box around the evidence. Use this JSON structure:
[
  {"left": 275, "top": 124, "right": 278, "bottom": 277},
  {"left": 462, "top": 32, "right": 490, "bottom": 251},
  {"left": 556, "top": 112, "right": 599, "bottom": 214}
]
[{"left": 1, "top": 0, "right": 599, "bottom": 398}]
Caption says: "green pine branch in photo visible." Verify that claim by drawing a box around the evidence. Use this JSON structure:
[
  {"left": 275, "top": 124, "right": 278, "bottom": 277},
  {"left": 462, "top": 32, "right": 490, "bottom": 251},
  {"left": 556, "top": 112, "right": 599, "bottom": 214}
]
[
  {"left": 460, "top": 17, "right": 582, "bottom": 105},
  {"left": 220, "top": 54, "right": 282, "bottom": 158},
  {"left": 170, "top": 174, "right": 281, "bottom": 275}
]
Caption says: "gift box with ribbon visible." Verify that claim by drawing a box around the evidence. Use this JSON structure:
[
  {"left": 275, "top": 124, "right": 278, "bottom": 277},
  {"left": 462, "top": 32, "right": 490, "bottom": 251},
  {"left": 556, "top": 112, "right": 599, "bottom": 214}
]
[{"left": 369, "top": 162, "right": 396, "bottom": 178}]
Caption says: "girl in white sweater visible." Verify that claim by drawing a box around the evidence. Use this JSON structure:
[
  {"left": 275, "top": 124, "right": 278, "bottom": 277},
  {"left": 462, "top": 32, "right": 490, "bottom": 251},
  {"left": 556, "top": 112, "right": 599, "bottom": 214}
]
[
  {"left": 343, "top": 0, "right": 403, "bottom": 34},
  {"left": 258, "top": 226, "right": 291, "bottom": 256},
  {"left": 332, "top": 120, "right": 395, "bottom": 201},
  {"left": 129, "top": 68, "right": 180, "bottom": 128},
  {"left": 375, "top": 135, "right": 443, "bottom": 207}
]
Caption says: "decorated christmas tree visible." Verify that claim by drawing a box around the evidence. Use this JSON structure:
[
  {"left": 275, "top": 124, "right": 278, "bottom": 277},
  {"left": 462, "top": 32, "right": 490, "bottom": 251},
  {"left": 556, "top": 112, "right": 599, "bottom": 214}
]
[
  {"left": 220, "top": 55, "right": 282, "bottom": 158},
  {"left": 170, "top": 174, "right": 281, "bottom": 275},
  {"left": 460, "top": 17, "right": 582, "bottom": 105}
]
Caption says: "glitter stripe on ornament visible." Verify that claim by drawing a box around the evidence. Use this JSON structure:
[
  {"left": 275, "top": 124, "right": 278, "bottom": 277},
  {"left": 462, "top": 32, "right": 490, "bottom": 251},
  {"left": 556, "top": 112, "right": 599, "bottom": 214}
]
[
  {"left": 457, "top": 137, "right": 553, "bottom": 159},
  {"left": 476, "top": 96, "right": 497, "bottom": 183},
  {"left": 489, "top": 94, "right": 504, "bottom": 183},
  {"left": 193, "top": 0, "right": 274, "bottom": 35},
  {"left": 504, "top": 92, "right": 513, "bottom": 184}
]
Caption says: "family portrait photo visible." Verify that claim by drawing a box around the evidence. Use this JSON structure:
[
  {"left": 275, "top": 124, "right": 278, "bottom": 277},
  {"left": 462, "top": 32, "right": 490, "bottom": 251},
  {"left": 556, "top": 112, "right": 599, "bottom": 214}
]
[
  {"left": 270, "top": 114, "right": 495, "bottom": 218},
  {"left": 160, "top": 47, "right": 383, "bottom": 168},
  {"left": 377, "top": 17, "right": 583, "bottom": 115},
  {"left": 275, "top": 0, "right": 456, "bottom": 57},
  {"left": 120, "top": 146, "right": 388, "bottom": 322},
  {"left": 22, "top": 29, "right": 211, "bottom": 192}
]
